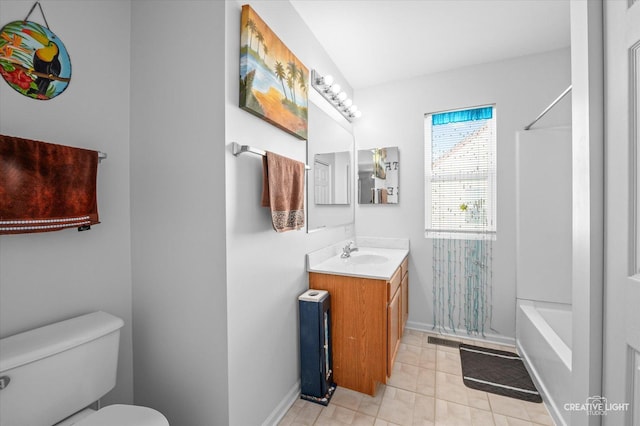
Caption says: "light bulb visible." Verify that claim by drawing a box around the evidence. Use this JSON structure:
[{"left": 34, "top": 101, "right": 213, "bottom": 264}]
[
  {"left": 321, "top": 74, "right": 334, "bottom": 86},
  {"left": 352, "top": 110, "right": 362, "bottom": 118},
  {"left": 336, "top": 92, "right": 347, "bottom": 102},
  {"left": 342, "top": 99, "right": 353, "bottom": 108},
  {"left": 329, "top": 84, "right": 341, "bottom": 95}
]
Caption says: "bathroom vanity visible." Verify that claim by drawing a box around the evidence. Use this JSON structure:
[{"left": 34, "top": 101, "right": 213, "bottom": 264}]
[{"left": 306, "top": 239, "right": 409, "bottom": 396}]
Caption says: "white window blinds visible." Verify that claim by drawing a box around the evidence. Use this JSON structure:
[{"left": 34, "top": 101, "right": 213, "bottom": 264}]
[{"left": 425, "top": 106, "right": 497, "bottom": 239}]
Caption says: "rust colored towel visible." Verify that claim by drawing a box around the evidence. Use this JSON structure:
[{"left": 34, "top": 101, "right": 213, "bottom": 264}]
[
  {"left": 0, "top": 134, "right": 100, "bottom": 234},
  {"left": 261, "top": 151, "right": 305, "bottom": 232}
]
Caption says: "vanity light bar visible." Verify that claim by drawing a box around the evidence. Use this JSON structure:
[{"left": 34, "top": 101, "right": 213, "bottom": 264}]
[{"left": 311, "top": 69, "right": 362, "bottom": 122}]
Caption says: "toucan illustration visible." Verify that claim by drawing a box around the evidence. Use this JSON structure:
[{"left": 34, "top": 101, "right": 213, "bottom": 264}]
[{"left": 21, "top": 28, "right": 60, "bottom": 97}]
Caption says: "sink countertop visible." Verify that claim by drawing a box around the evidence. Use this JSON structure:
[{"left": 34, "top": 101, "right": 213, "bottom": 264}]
[{"left": 307, "top": 237, "right": 409, "bottom": 280}]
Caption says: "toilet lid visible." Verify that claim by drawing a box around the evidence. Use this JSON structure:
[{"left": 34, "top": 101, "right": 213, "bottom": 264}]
[{"left": 75, "top": 405, "right": 169, "bottom": 426}]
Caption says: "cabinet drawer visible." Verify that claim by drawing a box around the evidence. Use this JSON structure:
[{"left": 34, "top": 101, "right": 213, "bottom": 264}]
[
  {"left": 387, "top": 266, "right": 401, "bottom": 301},
  {"left": 401, "top": 257, "right": 408, "bottom": 279}
]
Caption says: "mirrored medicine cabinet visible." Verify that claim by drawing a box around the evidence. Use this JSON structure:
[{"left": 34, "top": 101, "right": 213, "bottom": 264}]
[
  {"left": 306, "top": 102, "right": 355, "bottom": 232},
  {"left": 357, "top": 147, "right": 399, "bottom": 204}
]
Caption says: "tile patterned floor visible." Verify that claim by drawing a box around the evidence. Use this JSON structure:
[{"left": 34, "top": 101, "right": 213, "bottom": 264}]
[{"left": 278, "top": 329, "right": 555, "bottom": 426}]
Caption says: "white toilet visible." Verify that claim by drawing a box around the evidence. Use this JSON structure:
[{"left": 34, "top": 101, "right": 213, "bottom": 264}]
[{"left": 0, "top": 311, "right": 169, "bottom": 425}]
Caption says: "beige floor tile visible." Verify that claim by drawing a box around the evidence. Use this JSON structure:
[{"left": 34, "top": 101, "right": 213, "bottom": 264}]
[
  {"left": 487, "top": 394, "right": 531, "bottom": 421},
  {"left": 377, "top": 386, "right": 417, "bottom": 425},
  {"left": 279, "top": 328, "right": 556, "bottom": 426},
  {"left": 436, "top": 349, "right": 462, "bottom": 376},
  {"left": 416, "top": 367, "right": 436, "bottom": 396},
  {"left": 469, "top": 407, "right": 496, "bottom": 425},
  {"left": 396, "top": 343, "right": 438, "bottom": 372},
  {"left": 401, "top": 330, "right": 425, "bottom": 347},
  {"left": 285, "top": 399, "right": 323, "bottom": 425},
  {"left": 396, "top": 343, "right": 423, "bottom": 365},
  {"left": 278, "top": 411, "right": 297, "bottom": 426},
  {"left": 434, "top": 399, "right": 473, "bottom": 426},
  {"left": 387, "top": 362, "right": 420, "bottom": 392},
  {"left": 421, "top": 334, "right": 439, "bottom": 350},
  {"left": 493, "top": 414, "right": 535, "bottom": 426},
  {"left": 418, "top": 348, "right": 437, "bottom": 370},
  {"left": 439, "top": 342, "right": 462, "bottom": 352},
  {"left": 465, "top": 387, "right": 491, "bottom": 411},
  {"left": 435, "top": 371, "right": 468, "bottom": 405},
  {"left": 332, "top": 387, "right": 365, "bottom": 411},
  {"left": 435, "top": 399, "right": 495, "bottom": 426},
  {"left": 350, "top": 413, "right": 378, "bottom": 426},
  {"left": 357, "top": 383, "right": 385, "bottom": 417},
  {"left": 413, "top": 394, "right": 436, "bottom": 425},
  {"left": 434, "top": 371, "right": 490, "bottom": 411},
  {"left": 521, "top": 401, "right": 553, "bottom": 425},
  {"left": 317, "top": 405, "right": 357, "bottom": 425},
  {"left": 314, "top": 405, "right": 378, "bottom": 426},
  {"left": 373, "top": 419, "right": 401, "bottom": 426}
]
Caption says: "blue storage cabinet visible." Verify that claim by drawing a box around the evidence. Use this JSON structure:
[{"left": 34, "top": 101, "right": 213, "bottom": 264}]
[{"left": 298, "top": 289, "right": 336, "bottom": 405}]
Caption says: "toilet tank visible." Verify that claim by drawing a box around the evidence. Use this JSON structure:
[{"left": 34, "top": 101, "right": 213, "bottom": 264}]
[{"left": 0, "top": 311, "right": 124, "bottom": 426}]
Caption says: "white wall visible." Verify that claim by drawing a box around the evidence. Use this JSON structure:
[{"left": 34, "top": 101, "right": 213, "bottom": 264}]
[
  {"left": 130, "top": 1, "right": 229, "bottom": 425},
  {"left": 0, "top": 0, "right": 133, "bottom": 405},
  {"left": 224, "top": 1, "right": 355, "bottom": 424},
  {"left": 354, "top": 48, "right": 572, "bottom": 342}
]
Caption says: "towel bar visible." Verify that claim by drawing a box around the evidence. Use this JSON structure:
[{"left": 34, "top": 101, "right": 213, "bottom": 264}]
[{"left": 231, "top": 142, "right": 310, "bottom": 170}]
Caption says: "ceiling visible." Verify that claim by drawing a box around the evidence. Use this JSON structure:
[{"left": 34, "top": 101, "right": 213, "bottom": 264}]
[{"left": 290, "top": 0, "right": 571, "bottom": 90}]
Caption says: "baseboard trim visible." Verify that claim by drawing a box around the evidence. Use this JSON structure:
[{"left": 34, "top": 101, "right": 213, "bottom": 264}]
[
  {"left": 406, "top": 320, "right": 516, "bottom": 347},
  {"left": 262, "top": 380, "right": 300, "bottom": 426}
]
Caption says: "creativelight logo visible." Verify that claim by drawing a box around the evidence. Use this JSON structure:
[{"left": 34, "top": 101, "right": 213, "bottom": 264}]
[{"left": 564, "top": 396, "right": 630, "bottom": 416}]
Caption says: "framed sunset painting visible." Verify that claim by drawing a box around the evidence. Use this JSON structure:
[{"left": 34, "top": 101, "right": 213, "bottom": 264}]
[{"left": 240, "top": 5, "right": 308, "bottom": 140}]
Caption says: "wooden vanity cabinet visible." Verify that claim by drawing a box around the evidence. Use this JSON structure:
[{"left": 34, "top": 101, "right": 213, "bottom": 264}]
[
  {"left": 401, "top": 256, "right": 409, "bottom": 334},
  {"left": 309, "top": 256, "right": 409, "bottom": 396}
]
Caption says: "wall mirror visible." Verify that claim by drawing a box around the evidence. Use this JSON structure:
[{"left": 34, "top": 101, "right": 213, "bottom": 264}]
[
  {"left": 307, "top": 102, "right": 355, "bottom": 231},
  {"left": 358, "top": 147, "right": 399, "bottom": 204}
]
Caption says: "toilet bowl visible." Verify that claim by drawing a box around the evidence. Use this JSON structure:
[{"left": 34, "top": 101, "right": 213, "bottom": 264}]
[{"left": 0, "top": 311, "right": 169, "bottom": 426}]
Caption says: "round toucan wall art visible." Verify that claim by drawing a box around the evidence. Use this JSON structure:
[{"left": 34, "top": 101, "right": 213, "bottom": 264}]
[{"left": 0, "top": 20, "right": 71, "bottom": 100}]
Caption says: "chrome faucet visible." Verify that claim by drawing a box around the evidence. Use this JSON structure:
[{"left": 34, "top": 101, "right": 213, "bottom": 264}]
[{"left": 340, "top": 241, "right": 359, "bottom": 258}]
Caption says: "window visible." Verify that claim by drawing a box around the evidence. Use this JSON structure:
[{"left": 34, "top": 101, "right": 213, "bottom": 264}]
[{"left": 425, "top": 106, "right": 496, "bottom": 239}]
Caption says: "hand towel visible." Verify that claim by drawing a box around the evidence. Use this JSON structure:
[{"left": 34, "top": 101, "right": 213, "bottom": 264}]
[
  {"left": 261, "top": 151, "right": 305, "bottom": 232},
  {"left": 0, "top": 134, "right": 100, "bottom": 234}
]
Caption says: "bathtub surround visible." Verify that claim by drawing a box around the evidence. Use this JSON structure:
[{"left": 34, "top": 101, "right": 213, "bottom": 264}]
[
  {"left": 515, "top": 126, "right": 573, "bottom": 424},
  {"left": 516, "top": 127, "right": 572, "bottom": 306}
]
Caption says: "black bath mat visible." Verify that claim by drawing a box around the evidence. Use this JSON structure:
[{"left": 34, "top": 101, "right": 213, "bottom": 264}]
[{"left": 459, "top": 344, "right": 542, "bottom": 403}]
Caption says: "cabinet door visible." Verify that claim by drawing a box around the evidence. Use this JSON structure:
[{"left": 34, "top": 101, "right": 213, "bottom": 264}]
[
  {"left": 401, "top": 273, "right": 409, "bottom": 332},
  {"left": 387, "top": 288, "right": 400, "bottom": 376}
]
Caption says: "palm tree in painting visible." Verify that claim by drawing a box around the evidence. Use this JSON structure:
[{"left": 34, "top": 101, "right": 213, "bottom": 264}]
[
  {"left": 255, "top": 31, "right": 264, "bottom": 58},
  {"left": 286, "top": 61, "right": 298, "bottom": 104},
  {"left": 245, "top": 18, "right": 257, "bottom": 50},
  {"left": 274, "top": 61, "right": 289, "bottom": 101},
  {"left": 262, "top": 44, "right": 269, "bottom": 62},
  {"left": 297, "top": 68, "right": 307, "bottom": 99}
]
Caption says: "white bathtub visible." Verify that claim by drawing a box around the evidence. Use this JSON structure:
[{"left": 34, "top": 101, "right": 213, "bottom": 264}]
[{"left": 516, "top": 300, "right": 572, "bottom": 426}]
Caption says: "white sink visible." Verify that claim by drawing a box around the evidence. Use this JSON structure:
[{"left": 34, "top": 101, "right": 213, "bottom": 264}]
[
  {"left": 347, "top": 253, "right": 389, "bottom": 265},
  {"left": 307, "top": 240, "right": 409, "bottom": 280}
]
